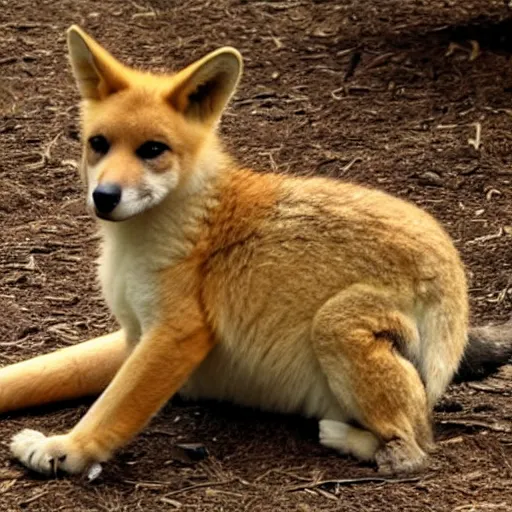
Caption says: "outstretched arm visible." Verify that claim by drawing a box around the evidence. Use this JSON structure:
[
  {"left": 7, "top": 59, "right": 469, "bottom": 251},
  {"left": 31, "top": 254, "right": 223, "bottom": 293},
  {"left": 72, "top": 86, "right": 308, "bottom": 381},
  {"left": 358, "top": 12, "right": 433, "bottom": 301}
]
[
  {"left": 10, "top": 306, "right": 214, "bottom": 475},
  {"left": 0, "top": 330, "right": 128, "bottom": 413}
]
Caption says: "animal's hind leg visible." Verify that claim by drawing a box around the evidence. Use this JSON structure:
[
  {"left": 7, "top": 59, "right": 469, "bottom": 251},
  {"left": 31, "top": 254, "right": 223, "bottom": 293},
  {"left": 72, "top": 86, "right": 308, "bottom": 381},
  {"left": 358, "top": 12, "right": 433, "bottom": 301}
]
[
  {"left": 311, "top": 284, "right": 433, "bottom": 474},
  {"left": 0, "top": 330, "right": 128, "bottom": 413}
]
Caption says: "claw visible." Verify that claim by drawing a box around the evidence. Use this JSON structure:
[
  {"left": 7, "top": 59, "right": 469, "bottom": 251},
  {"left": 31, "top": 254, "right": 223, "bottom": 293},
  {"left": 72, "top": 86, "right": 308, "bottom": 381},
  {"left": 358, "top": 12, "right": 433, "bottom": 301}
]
[
  {"left": 50, "top": 457, "right": 57, "bottom": 476},
  {"left": 87, "top": 463, "right": 103, "bottom": 482},
  {"left": 27, "top": 450, "right": 36, "bottom": 466}
]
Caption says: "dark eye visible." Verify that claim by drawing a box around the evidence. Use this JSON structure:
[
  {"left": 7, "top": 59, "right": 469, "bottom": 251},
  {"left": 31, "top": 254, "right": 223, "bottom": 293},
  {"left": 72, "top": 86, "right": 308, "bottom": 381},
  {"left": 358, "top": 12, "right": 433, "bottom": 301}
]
[
  {"left": 136, "top": 141, "right": 170, "bottom": 160},
  {"left": 88, "top": 135, "right": 110, "bottom": 155}
]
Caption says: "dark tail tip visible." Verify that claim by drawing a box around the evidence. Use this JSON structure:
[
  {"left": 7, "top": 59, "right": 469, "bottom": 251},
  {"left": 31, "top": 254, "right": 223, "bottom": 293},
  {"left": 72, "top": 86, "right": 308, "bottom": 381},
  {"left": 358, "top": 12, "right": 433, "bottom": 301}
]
[{"left": 454, "top": 320, "right": 512, "bottom": 383}]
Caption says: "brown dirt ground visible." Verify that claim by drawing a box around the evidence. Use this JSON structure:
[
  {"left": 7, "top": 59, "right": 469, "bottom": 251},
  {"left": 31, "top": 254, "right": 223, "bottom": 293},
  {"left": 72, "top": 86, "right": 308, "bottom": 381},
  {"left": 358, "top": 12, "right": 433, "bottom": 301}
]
[{"left": 1, "top": 1, "right": 512, "bottom": 510}]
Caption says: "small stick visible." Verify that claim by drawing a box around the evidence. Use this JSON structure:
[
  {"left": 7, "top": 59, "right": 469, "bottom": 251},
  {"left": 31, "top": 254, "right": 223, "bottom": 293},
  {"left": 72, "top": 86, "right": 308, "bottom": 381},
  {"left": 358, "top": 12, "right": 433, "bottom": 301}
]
[
  {"left": 162, "top": 479, "right": 238, "bottom": 497},
  {"left": 160, "top": 497, "right": 183, "bottom": 508},
  {"left": 466, "top": 228, "right": 503, "bottom": 245},
  {"left": 341, "top": 157, "right": 362, "bottom": 174},
  {"left": 439, "top": 419, "right": 511, "bottom": 433},
  {"left": 42, "top": 131, "right": 62, "bottom": 163},
  {"left": 285, "top": 475, "right": 421, "bottom": 492},
  {"left": 19, "top": 490, "right": 49, "bottom": 507},
  {"left": 468, "top": 40, "right": 480, "bottom": 61},
  {"left": 437, "top": 124, "right": 461, "bottom": 129},
  {"left": 0, "top": 57, "right": 17, "bottom": 66},
  {"left": 468, "top": 122, "right": 481, "bottom": 150},
  {"left": 467, "top": 382, "right": 509, "bottom": 394}
]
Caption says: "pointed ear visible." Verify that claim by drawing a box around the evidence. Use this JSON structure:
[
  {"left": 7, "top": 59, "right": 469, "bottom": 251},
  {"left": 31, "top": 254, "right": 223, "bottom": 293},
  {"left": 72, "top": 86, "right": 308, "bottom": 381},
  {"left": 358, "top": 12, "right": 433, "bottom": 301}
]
[
  {"left": 168, "top": 47, "right": 243, "bottom": 125},
  {"left": 66, "top": 25, "right": 130, "bottom": 100}
]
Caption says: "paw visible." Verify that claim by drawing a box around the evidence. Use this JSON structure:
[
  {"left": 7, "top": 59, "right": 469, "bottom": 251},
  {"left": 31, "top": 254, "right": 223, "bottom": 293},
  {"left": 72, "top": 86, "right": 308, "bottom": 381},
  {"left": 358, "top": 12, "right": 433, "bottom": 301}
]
[
  {"left": 319, "top": 419, "right": 352, "bottom": 453},
  {"left": 10, "top": 429, "right": 89, "bottom": 476},
  {"left": 375, "top": 438, "right": 427, "bottom": 475},
  {"left": 319, "top": 419, "right": 380, "bottom": 461}
]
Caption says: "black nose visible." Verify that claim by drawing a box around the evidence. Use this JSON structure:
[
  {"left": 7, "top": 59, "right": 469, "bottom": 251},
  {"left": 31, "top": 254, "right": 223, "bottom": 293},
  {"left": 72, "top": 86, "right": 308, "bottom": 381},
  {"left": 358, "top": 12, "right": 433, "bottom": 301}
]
[{"left": 93, "top": 183, "right": 122, "bottom": 214}]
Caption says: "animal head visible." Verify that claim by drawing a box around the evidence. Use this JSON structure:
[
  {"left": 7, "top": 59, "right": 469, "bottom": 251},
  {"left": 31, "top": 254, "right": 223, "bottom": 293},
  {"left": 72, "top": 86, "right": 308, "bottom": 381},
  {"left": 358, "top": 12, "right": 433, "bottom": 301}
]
[{"left": 67, "top": 25, "right": 243, "bottom": 221}]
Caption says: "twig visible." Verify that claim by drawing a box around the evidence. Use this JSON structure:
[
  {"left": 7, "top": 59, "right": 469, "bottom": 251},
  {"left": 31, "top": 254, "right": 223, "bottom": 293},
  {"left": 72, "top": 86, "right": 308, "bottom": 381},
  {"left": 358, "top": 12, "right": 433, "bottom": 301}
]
[
  {"left": 269, "top": 34, "right": 283, "bottom": 50},
  {"left": 285, "top": 475, "right": 421, "bottom": 492},
  {"left": 465, "top": 228, "right": 503, "bottom": 246},
  {"left": 0, "top": 57, "right": 17, "bottom": 66},
  {"left": 0, "top": 340, "right": 35, "bottom": 347},
  {"left": 0, "top": 22, "right": 50, "bottom": 30},
  {"left": 248, "top": 1, "right": 306, "bottom": 10},
  {"left": 205, "top": 489, "right": 244, "bottom": 498},
  {"left": 0, "top": 478, "right": 17, "bottom": 492},
  {"left": 445, "top": 40, "right": 480, "bottom": 62},
  {"left": 316, "top": 487, "right": 338, "bottom": 501},
  {"left": 452, "top": 503, "right": 508, "bottom": 511},
  {"left": 331, "top": 87, "right": 345, "bottom": 100},
  {"left": 42, "top": 131, "right": 62, "bottom": 163},
  {"left": 483, "top": 106, "right": 512, "bottom": 118},
  {"left": 341, "top": 157, "right": 362, "bottom": 174},
  {"left": 437, "top": 124, "right": 461, "bottom": 129},
  {"left": 336, "top": 48, "right": 356, "bottom": 57},
  {"left": 162, "top": 479, "right": 238, "bottom": 497},
  {"left": 365, "top": 52, "right": 395, "bottom": 70},
  {"left": 488, "top": 279, "right": 512, "bottom": 304},
  {"left": 123, "top": 479, "right": 172, "bottom": 489},
  {"left": 132, "top": 11, "right": 156, "bottom": 19},
  {"left": 439, "top": 419, "right": 511, "bottom": 433},
  {"left": 259, "top": 151, "right": 279, "bottom": 173},
  {"left": 18, "top": 490, "right": 49, "bottom": 506},
  {"left": 160, "top": 497, "right": 183, "bottom": 508},
  {"left": 469, "top": 40, "right": 481, "bottom": 61},
  {"left": 466, "top": 382, "right": 509, "bottom": 394},
  {"left": 253, "top": 466, "right": 313, "bottom": 483},
  {"left": 468, "top": 122, "right": 482, "bottom": 150}
]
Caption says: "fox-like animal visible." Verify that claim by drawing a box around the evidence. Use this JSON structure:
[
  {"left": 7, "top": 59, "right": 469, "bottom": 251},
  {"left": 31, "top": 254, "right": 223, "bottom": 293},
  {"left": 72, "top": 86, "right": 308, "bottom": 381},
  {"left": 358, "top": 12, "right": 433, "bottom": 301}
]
[{"left": 3, "top": 26, "right": 512, "bottom": 477}]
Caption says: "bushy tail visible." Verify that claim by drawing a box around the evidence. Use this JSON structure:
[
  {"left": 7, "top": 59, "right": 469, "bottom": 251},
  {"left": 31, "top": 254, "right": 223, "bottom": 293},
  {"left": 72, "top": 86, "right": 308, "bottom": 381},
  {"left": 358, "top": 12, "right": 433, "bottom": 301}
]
[{"left": 453, "top": 320, "right": 512, "bottom": 382}]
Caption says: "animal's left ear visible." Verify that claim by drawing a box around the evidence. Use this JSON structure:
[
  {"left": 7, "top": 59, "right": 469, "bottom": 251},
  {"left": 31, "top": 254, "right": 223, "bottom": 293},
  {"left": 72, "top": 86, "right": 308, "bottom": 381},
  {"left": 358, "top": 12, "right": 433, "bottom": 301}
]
[
  {"left": 67, "top": 25, "right": 130, "bottom": 100},
  {"left": 167, "top": 47, "right": 243, "bottom": 125}
]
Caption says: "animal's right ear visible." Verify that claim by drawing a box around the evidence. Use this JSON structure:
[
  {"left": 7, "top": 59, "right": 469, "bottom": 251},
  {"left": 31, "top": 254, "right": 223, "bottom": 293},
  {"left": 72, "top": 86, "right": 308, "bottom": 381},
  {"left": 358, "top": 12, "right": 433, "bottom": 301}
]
[
  {"left": 167, "top": 47, "right": 243, "bottom": 126},
  {"left": 66, "top": 25, "right": 129, "bottom": 100}
]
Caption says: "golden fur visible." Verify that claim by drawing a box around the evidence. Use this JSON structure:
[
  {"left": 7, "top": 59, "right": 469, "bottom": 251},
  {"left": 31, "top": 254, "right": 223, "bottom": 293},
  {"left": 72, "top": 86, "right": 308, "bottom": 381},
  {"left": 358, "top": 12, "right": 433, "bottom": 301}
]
[{"left": 1, "top": 25, "right": 500, "bottom": 477}]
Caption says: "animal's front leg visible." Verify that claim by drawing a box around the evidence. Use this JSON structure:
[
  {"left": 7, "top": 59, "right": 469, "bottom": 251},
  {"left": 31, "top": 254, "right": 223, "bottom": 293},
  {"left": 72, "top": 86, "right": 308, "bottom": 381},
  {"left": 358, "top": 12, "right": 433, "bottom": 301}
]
[{"left": 11, "top": 322, "right": 214, "bottom": 475}]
